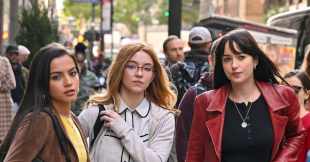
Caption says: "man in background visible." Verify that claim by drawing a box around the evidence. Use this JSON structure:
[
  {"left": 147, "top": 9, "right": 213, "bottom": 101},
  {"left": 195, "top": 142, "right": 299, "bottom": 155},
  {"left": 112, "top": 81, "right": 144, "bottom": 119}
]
[
  {"left": 5, "top": 45, "right": 28, "bottom": 112},
  {"left": 170, "top": 26, "right": 213, "bottom": 106},
  {"left": 163, "top": 35, "right": 185, "bottom": 68}
]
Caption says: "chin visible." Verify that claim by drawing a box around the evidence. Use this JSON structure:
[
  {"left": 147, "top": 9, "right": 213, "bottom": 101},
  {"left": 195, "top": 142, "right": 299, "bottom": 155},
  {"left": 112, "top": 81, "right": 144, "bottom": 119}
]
[
  {"left": 63, "top": 96, "right": 78, "bottom": 103},
  {"left": 128, "top": 88, "right": 146, "bottom": 94},
  {"left": 230, "top": 78, "right": 249, "bottom": 85}
]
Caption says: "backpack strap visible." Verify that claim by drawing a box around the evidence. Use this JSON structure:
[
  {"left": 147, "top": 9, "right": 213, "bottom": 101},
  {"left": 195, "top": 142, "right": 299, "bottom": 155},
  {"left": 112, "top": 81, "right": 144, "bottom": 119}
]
[
  {"left": 42, "top": 109, "right": 71, "bottom": 162},
  {"left": 90, "top": 104, "right": 105, "bottom": 148}
]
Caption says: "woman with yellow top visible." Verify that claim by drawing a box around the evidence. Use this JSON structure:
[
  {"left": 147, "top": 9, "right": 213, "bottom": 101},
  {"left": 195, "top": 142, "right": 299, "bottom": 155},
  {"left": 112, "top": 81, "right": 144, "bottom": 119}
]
[{"left": 0, "top": 43, "right": 89, "bottom": 162}]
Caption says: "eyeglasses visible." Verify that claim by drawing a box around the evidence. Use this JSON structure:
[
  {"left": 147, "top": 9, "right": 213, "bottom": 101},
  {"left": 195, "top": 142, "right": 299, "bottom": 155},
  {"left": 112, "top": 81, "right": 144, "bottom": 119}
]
[
  {"left": 290, "top": 85, "right": 303, "bottom": 94},
  {"left": 304, "top": 90, "right": 310, "bottom": 104},
  {"left": 125, "top": 63, "right": 154, "bottom": 73},
  {"left": 290, "top": 85, "right": 310, "bottom": 104}
]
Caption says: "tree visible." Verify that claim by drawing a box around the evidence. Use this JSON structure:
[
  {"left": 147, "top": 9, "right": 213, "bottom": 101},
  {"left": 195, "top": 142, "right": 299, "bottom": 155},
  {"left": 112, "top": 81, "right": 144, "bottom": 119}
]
[
  {"left": 113, "top": 0, "right": 155, "bottom": 34},
  {"left": 16, "top": 1, "right": 58, "bottom": 67},
  {"left": 63, "top": 0, "right": 200, "bottom": 34},
  {"left": 263, "top": 0, "right": 288, "bottom": 22},
  {"left": 182, "top": 0, "right": 199, "bottom": 27},
  {"left": 63, "top": 0, "right": 161, "bottom": 34},
  {"left": 63, "top": 0, "right": 100, "bottom": 20}
]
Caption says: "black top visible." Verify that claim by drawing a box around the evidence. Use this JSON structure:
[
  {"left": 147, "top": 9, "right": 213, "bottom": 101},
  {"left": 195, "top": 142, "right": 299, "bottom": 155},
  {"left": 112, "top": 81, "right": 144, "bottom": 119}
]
[{"left": 222, "top": 95, "right": 274, "bottom": 162}]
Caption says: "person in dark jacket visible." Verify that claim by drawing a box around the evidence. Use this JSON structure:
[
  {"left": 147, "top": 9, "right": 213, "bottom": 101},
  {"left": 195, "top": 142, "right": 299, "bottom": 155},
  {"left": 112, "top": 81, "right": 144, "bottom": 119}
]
[
  {"left": 175, "top": 38, "right": 220, "bottom": 162},
  {"left": 170, "top": 26, "right": 213, "bottom": 106},
  {"left": 5, "top": 45, "right": 28, "bottom": 108}
]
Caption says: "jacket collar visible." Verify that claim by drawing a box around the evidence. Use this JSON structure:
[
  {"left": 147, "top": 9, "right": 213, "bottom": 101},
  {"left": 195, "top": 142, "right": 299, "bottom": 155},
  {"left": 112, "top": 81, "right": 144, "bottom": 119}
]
[
  {"left": 257, "top": 82, "right": 290, "bottom": 111},
  {"left": 206, "top": 81, "right": 289, "bottom": 112},
  {"left": 118, "top": 97, "right": 151, "bottom": 117}
]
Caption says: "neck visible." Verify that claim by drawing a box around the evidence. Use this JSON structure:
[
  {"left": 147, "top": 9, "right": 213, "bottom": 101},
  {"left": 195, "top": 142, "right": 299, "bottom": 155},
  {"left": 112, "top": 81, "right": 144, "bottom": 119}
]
[
  {"left": 52, "top": 101, "right": 71, "bottom": 117},
  {"left": 168, "top": 60, "right": 177, "bottom": 65},
  {"left": 230, "top": 80, "right": 260, "bottom": 103},
  {"left": 120, "top": 89, "right": 145, "bottom": 109}
]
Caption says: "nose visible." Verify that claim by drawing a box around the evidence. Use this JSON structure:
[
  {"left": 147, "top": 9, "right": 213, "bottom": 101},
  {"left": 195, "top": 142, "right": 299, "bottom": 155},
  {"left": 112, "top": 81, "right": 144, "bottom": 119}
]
[
  {"left": 177, "top": 49, "right": 183, "bottom": 56},
  {"left": 231, "top": 58, "right": 239, "bottom": 69},
  {"left": 135, "top": 68, "right": 143, "bottom": 77},
  {"left": 63, "top": 74, "right": 73, "bottom": 86}
]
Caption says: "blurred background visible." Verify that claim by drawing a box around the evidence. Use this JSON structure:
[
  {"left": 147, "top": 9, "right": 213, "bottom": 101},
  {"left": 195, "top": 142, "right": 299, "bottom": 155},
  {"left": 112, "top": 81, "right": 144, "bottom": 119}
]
[{"left": 1, "top": 0, "right": 310, "bottom": 65}]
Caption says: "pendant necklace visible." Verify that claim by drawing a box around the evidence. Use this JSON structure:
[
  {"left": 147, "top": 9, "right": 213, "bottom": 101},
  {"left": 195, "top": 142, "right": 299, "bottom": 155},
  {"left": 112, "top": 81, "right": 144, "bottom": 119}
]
[{"left": 232, "top": 101, "right": 253, "bottom": 128}]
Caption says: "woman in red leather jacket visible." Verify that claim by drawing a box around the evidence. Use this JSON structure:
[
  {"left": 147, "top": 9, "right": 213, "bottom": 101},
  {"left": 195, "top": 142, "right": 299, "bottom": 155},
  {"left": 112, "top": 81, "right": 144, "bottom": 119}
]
[{"left": 186, "top": 29, "right": 305, "bottom": 162}]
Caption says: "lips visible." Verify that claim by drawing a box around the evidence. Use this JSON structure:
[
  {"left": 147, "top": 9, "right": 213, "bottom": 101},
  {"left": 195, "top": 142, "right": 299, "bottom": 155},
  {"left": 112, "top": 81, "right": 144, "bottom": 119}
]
[
  {"left": 64, "top": 89, "right": 76, "bottom": 96},
  {"left": 232, "top": 72, "right": 242, "bottom": 76},
  {"left": 132, "top": 80, "right": 144, "bottom": 85}
]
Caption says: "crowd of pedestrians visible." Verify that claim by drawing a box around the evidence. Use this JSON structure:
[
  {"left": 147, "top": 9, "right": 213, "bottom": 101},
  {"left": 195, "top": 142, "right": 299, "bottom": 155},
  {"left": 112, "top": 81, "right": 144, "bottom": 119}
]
[{"left": 1, "top": 26, "right": 310, "bottom": 162}]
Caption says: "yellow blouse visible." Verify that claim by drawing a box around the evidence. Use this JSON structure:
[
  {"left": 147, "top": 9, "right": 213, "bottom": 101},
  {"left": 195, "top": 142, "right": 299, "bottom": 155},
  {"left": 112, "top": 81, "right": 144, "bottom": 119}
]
[{"left": 60, "top": 114, "right": 87, "bottom": 162}]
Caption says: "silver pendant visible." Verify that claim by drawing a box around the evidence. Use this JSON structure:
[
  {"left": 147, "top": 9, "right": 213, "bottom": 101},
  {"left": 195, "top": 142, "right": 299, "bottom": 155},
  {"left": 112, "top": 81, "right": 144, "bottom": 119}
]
[{"left": 241, "top": 122, "right": 247, "bottom": 128}]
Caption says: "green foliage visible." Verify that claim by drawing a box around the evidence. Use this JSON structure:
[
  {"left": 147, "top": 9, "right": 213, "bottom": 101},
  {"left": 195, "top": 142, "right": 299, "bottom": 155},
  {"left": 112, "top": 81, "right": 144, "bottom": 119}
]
[
  {"left": 63, "top": 0, "right": 100, "bottom": 20},
  {"left": 15, "top": 2, "right": 58, "bottom": 67},
  {"left": 263, "top": 5, "right": 289, "bottom": 23},
  {"left": 63, "top": 0, "right": 200, "bottom": 34},
  {"left": 182, "top": 0, "right": 199, "bottom": 27},
  {"left": 156, "top": 0, "right": 169, "bottom": 24},
  {"left": 114, "top": 0, "right": 154, "bottom": 33}
]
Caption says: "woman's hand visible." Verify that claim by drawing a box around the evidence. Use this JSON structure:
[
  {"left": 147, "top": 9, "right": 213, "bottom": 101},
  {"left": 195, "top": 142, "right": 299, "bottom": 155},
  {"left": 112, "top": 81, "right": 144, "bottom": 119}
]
[
  {"left": 100, "top": 110, "right": 130, "bottom": 138},
  {"left": 100, "top": 110, "right": 122, "bottom": 128}
]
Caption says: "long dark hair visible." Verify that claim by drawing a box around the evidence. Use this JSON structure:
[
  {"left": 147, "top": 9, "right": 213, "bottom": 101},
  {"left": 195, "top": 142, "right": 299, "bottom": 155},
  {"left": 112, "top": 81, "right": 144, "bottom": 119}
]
[
  {"left": 0, "top": 43, "right": 79, "bottom": 154},
  {"left": 213, "top": 29, "right": 284, "bottom": 89}
]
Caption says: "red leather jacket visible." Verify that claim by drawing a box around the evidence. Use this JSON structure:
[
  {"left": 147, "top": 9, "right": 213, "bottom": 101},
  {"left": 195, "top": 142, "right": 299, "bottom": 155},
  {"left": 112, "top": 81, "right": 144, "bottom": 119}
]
[{"left": 186, "top": 81, "right": 305, "bottom": 162}]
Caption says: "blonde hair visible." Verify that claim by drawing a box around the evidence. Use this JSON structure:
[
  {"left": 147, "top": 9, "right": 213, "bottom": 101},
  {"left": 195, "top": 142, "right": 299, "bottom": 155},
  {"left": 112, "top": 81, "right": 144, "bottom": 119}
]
[{"left": 88, "top": 43, "right": 178, "bottom": 113}]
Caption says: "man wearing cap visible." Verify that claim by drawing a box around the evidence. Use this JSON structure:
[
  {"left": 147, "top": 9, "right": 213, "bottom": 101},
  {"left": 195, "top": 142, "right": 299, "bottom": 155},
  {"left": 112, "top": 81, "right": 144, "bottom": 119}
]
[
  {"left": 170, "top": 26, "right": 213, "bottom": 106},
  {"left": 5, "top": 45, "right": 28, "bottom": 111}
]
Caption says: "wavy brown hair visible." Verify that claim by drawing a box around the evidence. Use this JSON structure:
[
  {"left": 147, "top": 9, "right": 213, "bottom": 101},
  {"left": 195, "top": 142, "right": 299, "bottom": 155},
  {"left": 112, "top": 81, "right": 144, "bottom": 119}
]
[{"left": 89, "top": 43, "right": 177, "bottom": 112}]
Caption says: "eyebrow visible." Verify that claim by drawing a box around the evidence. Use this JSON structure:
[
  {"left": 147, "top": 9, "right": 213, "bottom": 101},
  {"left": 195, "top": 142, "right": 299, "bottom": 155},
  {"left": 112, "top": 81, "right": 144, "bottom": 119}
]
[
  {"left": 127, "top": 60, "right": 153, "bottom": 66},
  {"left": 50, "top": 67, "right": 76, "bottom": 75},
  {"left": 223, "top": 53, "right": 243, "bottom": 56}
]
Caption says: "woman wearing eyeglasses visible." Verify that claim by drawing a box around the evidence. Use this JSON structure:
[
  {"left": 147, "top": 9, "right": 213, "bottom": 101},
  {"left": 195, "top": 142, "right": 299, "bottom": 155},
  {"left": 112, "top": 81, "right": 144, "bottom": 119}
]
[
  {"left": 282, "top": 70, "right": 310, "bottom": 162},
  {"left": 78, "top": 43, "right": 178, "bottom": 162},
  {"left": 283, "top": 71, "right": 309, "bottom": 115},
  {"left": 297, "top": 44, "right": 310, "bottom": 91},
  {"left": 186, "top": 29, "right": 305, "bottom": 162}
]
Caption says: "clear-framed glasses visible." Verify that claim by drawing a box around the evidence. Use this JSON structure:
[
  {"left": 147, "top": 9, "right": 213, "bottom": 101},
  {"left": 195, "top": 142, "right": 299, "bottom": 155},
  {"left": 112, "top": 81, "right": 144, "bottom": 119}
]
[
  {"left": 304, "top": 90, "right": 310, "bottom": 104},
  {"left": 290, "top": 85, "right": 303, "bottom": 94},
  {"left": 125, "top": 63, "right": 154, "bottom": 73}
]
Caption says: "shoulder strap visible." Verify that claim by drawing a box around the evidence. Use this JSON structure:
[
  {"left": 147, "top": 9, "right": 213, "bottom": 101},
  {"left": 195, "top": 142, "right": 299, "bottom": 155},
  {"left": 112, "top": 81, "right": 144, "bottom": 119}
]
[
  {"left": 43, "top": 110, "right": 71, "bottom": 162},
  {"left": 90, "top": 104, "right": 105, "bottom": 148}
]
